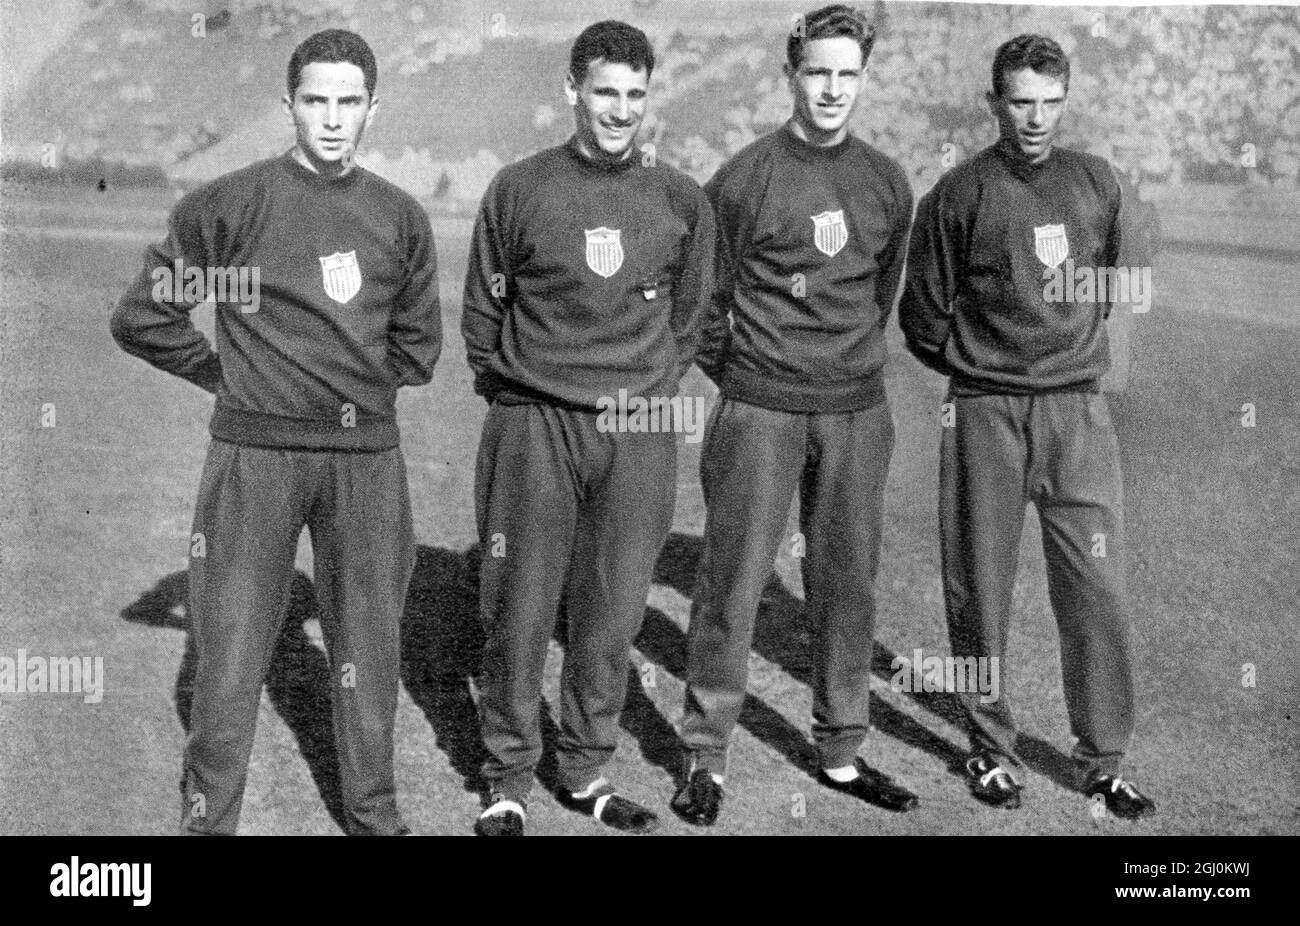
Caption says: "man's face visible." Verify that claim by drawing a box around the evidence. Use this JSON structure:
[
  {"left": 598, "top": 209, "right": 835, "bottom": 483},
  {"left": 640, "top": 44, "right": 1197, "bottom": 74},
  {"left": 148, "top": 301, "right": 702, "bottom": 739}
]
[
  {"left": 283, "top": 61, "right": 376, "bottom": 176},
  {"left": 786, "top": 36, "right": 866, "bottom": 146},
  {"left": 565, "top": 58, "right": 649, "bottom": 162},
  {"left": 988, "top": 67, "right": 1067, "bottom": 164}
]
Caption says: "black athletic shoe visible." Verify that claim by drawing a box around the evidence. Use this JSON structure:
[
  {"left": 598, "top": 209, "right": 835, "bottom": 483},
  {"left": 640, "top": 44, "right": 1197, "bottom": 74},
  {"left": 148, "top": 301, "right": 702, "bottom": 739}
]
[
  {"left": 474, "top": 795, "right": 526, "bottom": 836},
  {"left": 965, "top": 752, "right": 1023, "bottom": 809},
  {"left": 1086, "top": 774, "right": 1157, "bottom": 820},
  {"left": 671, "top": 769, "right": 724, "bottom": 826},
  {"left": 558, "top": 780, "right": 660, "bottom": 833},
  {"left": 817, "top": 758, "right": 919, "bottom": 812}
]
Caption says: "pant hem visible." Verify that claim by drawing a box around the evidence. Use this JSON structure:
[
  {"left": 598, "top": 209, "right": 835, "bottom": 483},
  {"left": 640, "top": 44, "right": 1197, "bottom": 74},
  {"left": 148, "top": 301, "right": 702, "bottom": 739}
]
[{"left": 683, "top": 748, "right": 728, "bottom": 776}]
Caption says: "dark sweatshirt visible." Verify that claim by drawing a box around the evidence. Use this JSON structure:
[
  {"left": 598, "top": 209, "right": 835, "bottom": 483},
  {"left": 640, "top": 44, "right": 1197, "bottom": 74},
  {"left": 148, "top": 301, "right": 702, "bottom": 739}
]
[
  {"left": 461, "top": 137, "right": 715, "bottom": 410},
  {"left": 898, "top": 141, "right": 1122, "bottom": 395},
  {"left": 111, "top": 151, "right": 441, "bottom": 451},
  {"left": 697, "top": 123, "right": 913, "bottom": 413}
]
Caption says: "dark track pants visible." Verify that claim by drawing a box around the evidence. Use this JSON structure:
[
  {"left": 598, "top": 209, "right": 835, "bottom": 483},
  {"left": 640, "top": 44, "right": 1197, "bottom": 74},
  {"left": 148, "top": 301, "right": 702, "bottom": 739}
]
[
  {"left": 940, "top": 391, "right": 1134, "bottom": 780},
  {"left": 474, "top": 402, "right": 677, "bottom": 801},
  {"left": 681, "top": 396, "right": 895, "bottom": 774},
  {"left": 181, "top": 440, "right": 414, "bottom": 835}
]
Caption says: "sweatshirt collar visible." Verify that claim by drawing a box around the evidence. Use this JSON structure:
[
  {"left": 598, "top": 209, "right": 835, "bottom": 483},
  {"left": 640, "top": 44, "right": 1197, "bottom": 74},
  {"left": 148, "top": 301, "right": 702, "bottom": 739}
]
[
  {"left": 279, "top": 149, "right": 365, "bottom": 190},
  {"left": 778, "top": 120, "right": 855, "bottom": 161},
  {"left": 993, "top": 137, "right": 1058, "bottom": 178},
  {"left": 565, "top": 135, "right": 640, "bottom": 173}
]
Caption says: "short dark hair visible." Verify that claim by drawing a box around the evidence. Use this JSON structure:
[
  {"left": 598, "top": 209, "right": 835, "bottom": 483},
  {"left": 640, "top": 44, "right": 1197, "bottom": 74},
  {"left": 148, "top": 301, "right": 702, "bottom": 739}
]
[
  {"left": 787, "top": 5, "right": 876, "bottom": 71},
  {"left": 569, "top": 20, "right": 655, "bottom": 85},
  {"left": 287, "top": 29, "right": 378, "bottom": 99},
  {"left": 991, "top": 34, "right": 1070, "bottom": 97}
]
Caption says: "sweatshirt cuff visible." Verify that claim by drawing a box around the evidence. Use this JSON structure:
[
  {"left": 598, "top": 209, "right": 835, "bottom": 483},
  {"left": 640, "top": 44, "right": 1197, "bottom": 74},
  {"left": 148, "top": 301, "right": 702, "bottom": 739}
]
[{"left": 472, "top": 369, "right": 502, "bottom": 402}]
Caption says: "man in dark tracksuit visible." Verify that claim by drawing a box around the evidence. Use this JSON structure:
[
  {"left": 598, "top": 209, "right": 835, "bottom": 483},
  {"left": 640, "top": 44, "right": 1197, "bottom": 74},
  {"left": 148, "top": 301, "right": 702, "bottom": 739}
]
[
  {"left": 671, "top": 5, "right": 918, "bottom": 827},
  {"left": 899, "top": 34, "right": 1155, "bottom": 819},
  {"left": 111, "top": 31, "right": 440, "bottom": 835},
  {"left": 462, "top": 20, "right": 715, "bottom": 836}
]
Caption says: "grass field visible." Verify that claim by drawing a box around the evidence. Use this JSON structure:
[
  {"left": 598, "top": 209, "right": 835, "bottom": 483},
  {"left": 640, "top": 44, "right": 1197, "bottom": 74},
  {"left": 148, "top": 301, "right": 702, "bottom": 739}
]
[{"left": 0, "top": 181, "right": 1296, "bottom": 836}]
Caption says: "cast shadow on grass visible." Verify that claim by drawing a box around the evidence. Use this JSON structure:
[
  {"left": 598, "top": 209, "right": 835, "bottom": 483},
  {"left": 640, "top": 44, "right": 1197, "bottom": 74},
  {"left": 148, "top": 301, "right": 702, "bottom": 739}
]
[
  {"left": 118, "top": 549, "right": 670, "bottom": 830},
  {"left": 649, "top": 532, "right": 1080, "bottom": 792},
  {"left": 120, "top": 570, "right": 349, "bottom": 832},
  {"left": 122, "top": 527, "right": 1082, "bottom": 830},
  {"left": 399, "top": 545, "right": 488, "bottom": 797},
  {"left": 119, "top": 551, "right": 503, "bottom": 829},
  {"left": 399, "top": 545, "right": 681, "bottom": 805}
]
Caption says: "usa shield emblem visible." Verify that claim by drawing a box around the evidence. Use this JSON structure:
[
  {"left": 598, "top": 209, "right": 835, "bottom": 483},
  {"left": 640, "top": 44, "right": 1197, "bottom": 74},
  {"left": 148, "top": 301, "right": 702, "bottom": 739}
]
[
  {"left": 585, "top": 227, "right": 623, "bottom": 278},
  {"left": 1033, "top": 224, "right": 1069, "bottom": 268},
  {"left": 811, "top": 210, "right": 848, "bottom": 257},
  {"left": 319, "top": 250, "right": 362, "bottom": 304}
]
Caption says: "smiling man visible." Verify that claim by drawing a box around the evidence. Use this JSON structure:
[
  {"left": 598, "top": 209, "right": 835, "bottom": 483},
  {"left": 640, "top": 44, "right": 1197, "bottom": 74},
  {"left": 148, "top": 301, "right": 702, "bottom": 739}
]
[
  {"left": 462, "top": 20, "right": 714, "bottom": 836},
  {"left": 672, "top": 4, "right": 916, "bottom": 827},
  {"left": 111, "top": 30, "right": 441, "bottom": 835},
  {"left": 899, "top": 34, "right": 1156, "bottom": 820}
]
